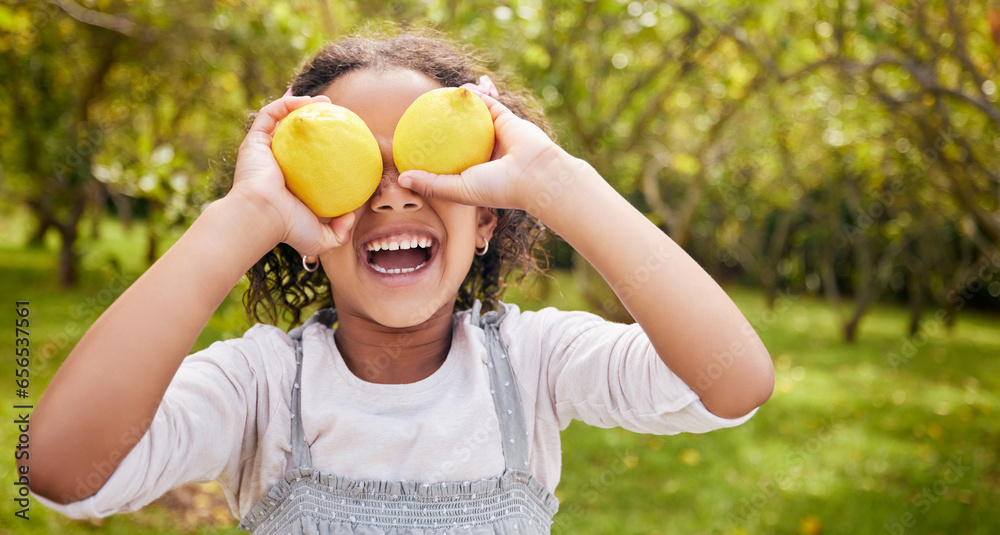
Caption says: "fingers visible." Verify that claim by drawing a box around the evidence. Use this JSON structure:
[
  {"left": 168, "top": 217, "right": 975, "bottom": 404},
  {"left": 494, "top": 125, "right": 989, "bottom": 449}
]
[
  {"left": 398, "top": 170, "right": 476, "bottom": 204},
  {"left": 330, "top": 211, "right": 356, "bottom": 245},
  {"left": 238, "top": 94, "right": 333, "bottom": 168},
  {"left": 397, "top": 171, "right": 448, "bottom": 199},
  {"left": 454, "top": 80, "right": 515, "bottom": 123},
  {"left": 398, "top": 165, "right": 505, "bottom": 209},
  {"left": 295, "top": 211, "right": 357, "bottom": 258},
  {"left": 470, "top": 92, "right": 514, "bottom": 123},
  {"left": 248, "top": 94, "right": 331, "bottom": 138},
  {"left": 459, "top": 75, "right": 499, "bottom": 99}
]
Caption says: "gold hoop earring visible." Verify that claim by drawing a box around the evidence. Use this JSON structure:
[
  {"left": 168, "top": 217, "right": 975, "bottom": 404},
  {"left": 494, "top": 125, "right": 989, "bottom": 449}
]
[
  {"left": 475, "top": 239, "right": 489, "bottom": 257},
  {"left": 302, "top": 255, "right": 319, "bottom": 272}
]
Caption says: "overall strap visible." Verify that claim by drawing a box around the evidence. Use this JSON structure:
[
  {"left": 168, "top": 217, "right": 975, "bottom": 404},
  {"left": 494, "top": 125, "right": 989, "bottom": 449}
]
[
  {"left": 473, "top": 301, "right": 531, "bottom": 472},
  {"left": 287, "top": 308, "right": 338, "bottom": 469}
]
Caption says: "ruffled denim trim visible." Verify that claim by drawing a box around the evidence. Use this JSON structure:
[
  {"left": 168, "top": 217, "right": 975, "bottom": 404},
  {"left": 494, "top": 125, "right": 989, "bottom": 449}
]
[{"left": 239, "top": 468, "right": 558, "bottom": 534}]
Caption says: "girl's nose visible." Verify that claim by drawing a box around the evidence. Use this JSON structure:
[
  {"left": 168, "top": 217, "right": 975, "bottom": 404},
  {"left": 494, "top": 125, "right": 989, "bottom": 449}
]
[{"left": 369, "top": 170, "right": 423, "bottom": 213}]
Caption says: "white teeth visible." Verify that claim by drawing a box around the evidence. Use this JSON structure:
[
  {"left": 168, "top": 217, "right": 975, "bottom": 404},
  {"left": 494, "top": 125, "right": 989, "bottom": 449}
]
[
  {"left": 365, "top": 234, "right": 434, "bottom": 252},
  {"left": 368, "top": 261, "right": 427, "bottom": 274}
]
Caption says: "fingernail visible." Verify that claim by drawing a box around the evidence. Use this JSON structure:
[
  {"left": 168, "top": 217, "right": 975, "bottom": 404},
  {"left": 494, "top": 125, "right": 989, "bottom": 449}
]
[
  {"left": 478, "top": 75, "right": 500, "bottom": 98},
  {"left": 398, "top": 175, "right": 412, "bottom": 188}
]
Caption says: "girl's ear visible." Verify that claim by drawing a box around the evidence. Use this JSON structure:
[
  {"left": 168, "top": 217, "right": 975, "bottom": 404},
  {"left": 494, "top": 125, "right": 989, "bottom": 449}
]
[{"left": 476, "top": 207, "right": 498, "bottom": 242}]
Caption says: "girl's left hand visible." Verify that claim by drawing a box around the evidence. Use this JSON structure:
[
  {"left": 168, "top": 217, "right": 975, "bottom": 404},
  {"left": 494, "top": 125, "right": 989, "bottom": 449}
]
[{"left": 397, "top": 93, "right": 572, "bottom": 214}]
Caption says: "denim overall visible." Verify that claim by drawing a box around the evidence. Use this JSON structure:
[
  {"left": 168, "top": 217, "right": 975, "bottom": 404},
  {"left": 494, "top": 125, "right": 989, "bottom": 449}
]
[{"left": 238, "top": 302, "right": 559, "bottom": 534}]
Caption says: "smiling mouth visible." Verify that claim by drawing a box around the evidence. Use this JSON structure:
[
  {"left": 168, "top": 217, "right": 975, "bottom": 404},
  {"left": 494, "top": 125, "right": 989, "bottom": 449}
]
[{"left": 364, "top": 233, "right": 434, "bottom": 274}]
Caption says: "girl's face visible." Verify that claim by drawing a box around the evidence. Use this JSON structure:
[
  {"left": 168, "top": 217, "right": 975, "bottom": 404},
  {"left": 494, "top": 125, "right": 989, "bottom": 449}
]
[{"left": 317, "top": 68, "right": 496, "bottom": 328}]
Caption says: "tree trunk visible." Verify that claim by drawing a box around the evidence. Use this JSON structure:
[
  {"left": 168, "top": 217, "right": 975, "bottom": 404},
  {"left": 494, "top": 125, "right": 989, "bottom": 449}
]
[
  {"left": 940, "top": 229, "right": 978, "bottom": 330},
  {"left": 844, "top": 286, "right": 876, "bottom": 344},
  {"left": 843, "top": 313, "right": 861, "bottom": 343},
  {"left": 842, "top": 178, "right": 877, "bottom": 344},
  {"left": 110, "top": 190, "right": 134, "bottom": 232},
  {"left": 57, "top": 224, "right": 78, "bottom": 287},
  {"left": 906, "top": 233, "right": 932, "bottom": 337},
  {"left": 820, "top": 239, "right": 843, "bottom": 323},
  {"left": 145, "top": 200, "right": 161, "bottom": 264},
  {"left": 55, "top": 196, "right": 88, "bottom": 288},
  {"left": 764, "top": 210, "right": 795, "bottom": 309},
  {"left": 762, "top": 267, "right": 778, "bottom": 309},
  {"left": 146, "top": 230, "right": 158, "bottom": 265},
  {"left": 90, "top": 182, "right": 107, "bottom": 240},
  {"left": 27, "top": 211, "right": 55, "bottom": 248},
  {"left": 907, "top": 274, "right": 925, "bottom": 337}
]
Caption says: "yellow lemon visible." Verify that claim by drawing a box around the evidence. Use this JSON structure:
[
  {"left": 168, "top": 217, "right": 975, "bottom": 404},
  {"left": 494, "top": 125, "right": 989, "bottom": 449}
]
[
  {"left": 393, "top": 87, "right": 495, "bottom": 175},
  {"left": 271, "top": 102, "right": 382, "bottom": 217}
]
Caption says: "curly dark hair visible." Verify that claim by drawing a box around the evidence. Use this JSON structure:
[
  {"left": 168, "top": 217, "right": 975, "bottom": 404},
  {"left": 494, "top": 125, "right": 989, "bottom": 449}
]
[{"left": 243, "top": 26, "right": 551, "bottom": 326}]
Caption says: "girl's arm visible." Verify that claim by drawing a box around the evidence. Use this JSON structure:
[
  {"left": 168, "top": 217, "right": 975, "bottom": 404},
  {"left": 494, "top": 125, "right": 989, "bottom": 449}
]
[
  {"left": 524, "top": 156, "right": 773, "bottom": 418},
  {"left": 27, "top": 94, "right": 352, "bottom": 503},
  {"left": 399, "top": 96, "right": 773, "bottom": 419}
]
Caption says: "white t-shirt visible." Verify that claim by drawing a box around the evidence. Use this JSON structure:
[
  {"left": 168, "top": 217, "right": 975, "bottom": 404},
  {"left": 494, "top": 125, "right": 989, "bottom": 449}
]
[{"left": 36, "top": 303, "right": 754, "bottom": 520}]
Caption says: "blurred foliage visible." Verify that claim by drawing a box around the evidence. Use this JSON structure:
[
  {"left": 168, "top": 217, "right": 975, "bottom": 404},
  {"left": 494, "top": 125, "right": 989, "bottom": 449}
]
[
  {"left": 1, "top": 0, "right": 998, "bottom": 340},
  {"left": 1, "top": 3, "right": 999, "bottom": 532}
]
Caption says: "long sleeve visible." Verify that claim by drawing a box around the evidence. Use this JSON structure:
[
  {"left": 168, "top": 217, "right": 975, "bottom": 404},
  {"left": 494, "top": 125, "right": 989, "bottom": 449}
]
[
  {"left": 501, "top": 305, "right": 755, "bottom": 435},
  {"left": 32, "top": 324, "right": 295, "bottom": 519}
]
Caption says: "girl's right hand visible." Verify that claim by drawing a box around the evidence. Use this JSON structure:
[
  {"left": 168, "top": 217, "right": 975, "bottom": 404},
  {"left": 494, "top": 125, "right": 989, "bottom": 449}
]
[{"left": 229, "top": 94, "right": 356, "bottom": 256}]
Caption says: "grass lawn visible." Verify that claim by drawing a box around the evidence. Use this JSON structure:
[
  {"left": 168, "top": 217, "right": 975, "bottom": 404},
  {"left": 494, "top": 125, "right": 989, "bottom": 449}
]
[{"left": 1, "top": 211, "right": 997, "bottom": 534}]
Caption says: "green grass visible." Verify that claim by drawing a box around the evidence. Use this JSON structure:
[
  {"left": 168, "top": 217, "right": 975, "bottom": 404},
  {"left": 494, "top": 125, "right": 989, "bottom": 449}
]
[
  {"left": 510, "top": 276, "right": 999, "bottom": 535},
  {"left": 1, "top": 211, "right": 998, "bottom": 534}
]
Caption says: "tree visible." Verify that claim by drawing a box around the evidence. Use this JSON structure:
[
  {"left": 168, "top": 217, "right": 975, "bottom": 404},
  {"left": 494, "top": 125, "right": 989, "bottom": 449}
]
[
  {"left": 4, "top": 0, "right": 997, "bottom": 337},
  {"left": 1, "top": 0, "right": 329, "bottom": 283}
]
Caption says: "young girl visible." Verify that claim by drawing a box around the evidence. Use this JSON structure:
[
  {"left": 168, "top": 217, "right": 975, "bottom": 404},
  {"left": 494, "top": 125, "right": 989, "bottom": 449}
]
[{"left": 27, "top": 29, "right": 773, "bottom": 533}]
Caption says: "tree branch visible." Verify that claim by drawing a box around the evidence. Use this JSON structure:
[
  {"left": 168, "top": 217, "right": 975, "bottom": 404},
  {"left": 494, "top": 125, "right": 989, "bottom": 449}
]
[
  {"left": 48, "top": 0, "right": 138, "bottom": 37},
  {"left": 841, "top": 56, "right": 1000, "bottom": 128},
  {"left": 620, "top": 39, "right": 717, "bottom": 151},
  {"left": 600, "top": 13, "right": 707, "bottom": 136},
  {"left": 943, "top": 2, "right": 988, "bottom": 94}
]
